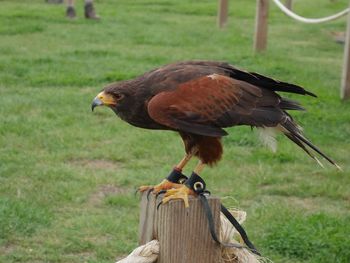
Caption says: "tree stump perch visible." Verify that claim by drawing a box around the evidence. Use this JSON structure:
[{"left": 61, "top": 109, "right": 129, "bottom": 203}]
[{"left": 139, "top": 192, "right": 222, "bottom": 263}]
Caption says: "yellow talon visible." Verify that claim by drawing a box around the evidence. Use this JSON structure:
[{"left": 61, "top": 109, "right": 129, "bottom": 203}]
[
  {"left": 163, "top": 188, "right": 179, "bottom": 197},
  {"left": 138, "top": 185, "right": 153, "bottom": 193},
  {"left": 161, "top": 185, "right": 195, "bottom": 208},
  {"left": 138, "top": 179, "right": 183, "bottom": 194}
]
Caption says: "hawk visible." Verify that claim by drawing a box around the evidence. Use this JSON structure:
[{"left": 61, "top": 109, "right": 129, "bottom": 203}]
[{"left": 92, "top": 61, "right": 340, "bottom": 207}]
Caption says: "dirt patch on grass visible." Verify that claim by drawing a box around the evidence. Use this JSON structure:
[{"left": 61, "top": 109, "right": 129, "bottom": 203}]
[
  {"left": 0, "top": 244, "right": 17, "bottom": 255},
  {"left": 88, "top": 184, "right": 128, "bottom": 206},
  {"left": 262, "top": 195, "right": 350, "bottom": 215},
  {"left": 70, "top": 159, "right": 122, "bottom": 170},
  {"left": 285, "top": 196, "right": 319, "bottom": 211},
  {"left": 285, "top": 196, "right": 350, "bottom": 214}
]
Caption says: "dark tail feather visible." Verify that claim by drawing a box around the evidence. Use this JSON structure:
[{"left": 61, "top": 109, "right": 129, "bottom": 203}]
[
  {"left": 282, "top": 120, "right": 341, "bottom": 170},
  {"left": 280, "top": 97, "right": 306, "bottom": 111},
  {"left": 284, "top": 133, "right": 324, "bottom": 168},
  {"left": 293, "top": 133, "right": 341, "bottom": 169}
]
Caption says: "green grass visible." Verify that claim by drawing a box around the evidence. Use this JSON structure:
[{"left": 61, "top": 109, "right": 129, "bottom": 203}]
[
  {"left": 0, "top": 0, "right": 349, "bottom": 262},
  {"left": 267, "top": 212, "right": 350, "bottom": 262}
]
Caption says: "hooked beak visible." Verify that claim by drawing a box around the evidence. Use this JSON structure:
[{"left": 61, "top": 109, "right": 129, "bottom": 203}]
[
  {"left": 91, "top": 91, "right": 116, "bottom": 112},
  {"left": 91, "top": 96, "right": 104, "bottom": 111}
]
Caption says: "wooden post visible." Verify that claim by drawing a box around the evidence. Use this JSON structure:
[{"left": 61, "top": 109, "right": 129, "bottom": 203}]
[
  {"left": 254, "top": 0, "right": 269, "bottom": 52},
  {"left": 285, "top": 0, "right": 293, "bottom": 10},
  {"left": 341, "top": 2, "right": 350, "bottom": 100},
  {"left": 138, "top": 191, "right": 158, "bottom": 244},
  {"left": 217, "top": 0, "right": 229, "bottom": 28},
  {"left": 139, "top": 193, "right": 221, "bottom": 263}
]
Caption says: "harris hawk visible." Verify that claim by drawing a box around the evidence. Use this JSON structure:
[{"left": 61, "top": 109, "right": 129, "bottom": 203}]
[{"left": 91, "top": 61, "right": 340, "bottom": 207}]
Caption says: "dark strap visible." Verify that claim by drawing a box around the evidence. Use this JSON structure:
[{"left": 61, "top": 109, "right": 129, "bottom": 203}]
[
  {"left": 220, "top": 204, "right": 260, "bottom": 255},
  {"left": 185, "top": 172, "right": 207, "bottom": 193},
  {"left": 185, "top": 172, "right": 261, "bottom": 256},
  {"left": 167, "top": 169, "right": 188, "bottom": 184},
  {"left": 199, "top": 194, "right": 261, "bottom": 256}
]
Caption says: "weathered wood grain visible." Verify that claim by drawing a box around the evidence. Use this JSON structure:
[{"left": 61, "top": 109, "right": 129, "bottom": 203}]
[{"left": 139, "top": 193, "right": 222, "bottom": 263}]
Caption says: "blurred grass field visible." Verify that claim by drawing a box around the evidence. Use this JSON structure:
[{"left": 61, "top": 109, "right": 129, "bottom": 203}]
[{"left": 0, "top": 0, "right": 350, "bottom": 262}]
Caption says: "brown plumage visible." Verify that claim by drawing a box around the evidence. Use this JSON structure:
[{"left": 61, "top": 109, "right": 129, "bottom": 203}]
[{"left": 92, "top": 60, "right": 339, "bottom": 169}]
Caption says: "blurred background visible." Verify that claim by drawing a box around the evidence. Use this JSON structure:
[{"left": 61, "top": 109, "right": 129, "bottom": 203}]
[{"left": 0, "top": 0, "right": 349, "bottom": 262}]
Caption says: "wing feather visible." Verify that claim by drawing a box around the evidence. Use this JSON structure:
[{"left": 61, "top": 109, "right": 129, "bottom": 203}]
[{"left": 147, "top": 74, "right": 288, "bottom": 136}]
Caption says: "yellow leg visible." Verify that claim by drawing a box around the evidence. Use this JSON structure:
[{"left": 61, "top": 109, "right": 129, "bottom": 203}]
[
  {"left": 175, "top": 153, "right": 192, "bottom": 171},
  {"left": 194, "top": 161, "right": 206, "bottom": 175}
]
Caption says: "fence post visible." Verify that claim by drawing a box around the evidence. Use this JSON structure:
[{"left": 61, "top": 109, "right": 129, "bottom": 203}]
[
  {"left": 341, "top": 2, "right": 350, "bottom": 100},
  {"left": 285, "top": 0, "right": 293, "bottom": 10},
  {"left": 139, "top": 193, "right": 221, "bottom": 263},
  {"left": 218, "top": 0, "right": 229, "bottom": 28},
  {"left": 254, "top": 0, "right": 269, "bottom": 52}
]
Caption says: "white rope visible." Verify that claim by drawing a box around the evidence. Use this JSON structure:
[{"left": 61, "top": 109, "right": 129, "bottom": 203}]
[
  {"left": 272, "top": 0, "right": 350, "bottom": 24},
  {"left": 115, "top": 240, "right": 159, "bottom": 263}
]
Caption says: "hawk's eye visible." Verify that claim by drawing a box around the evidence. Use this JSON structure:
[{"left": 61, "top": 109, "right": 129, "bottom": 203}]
[{"left": 115, "top": 94, "right": 124, "bottom": 100}]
